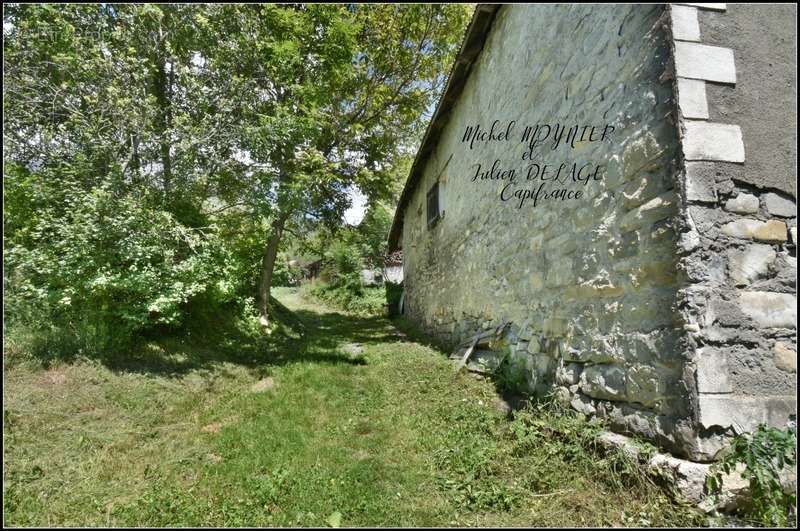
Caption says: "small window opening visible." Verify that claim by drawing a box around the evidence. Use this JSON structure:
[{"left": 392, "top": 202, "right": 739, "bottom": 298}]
[{"left": 426, "top": 182, "right": 440, "bottom": 228}]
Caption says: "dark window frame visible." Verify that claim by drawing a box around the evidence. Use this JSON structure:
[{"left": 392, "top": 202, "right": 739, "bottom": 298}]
[{"left": 426, "top": 181, "right": 441, "bottom": 228}]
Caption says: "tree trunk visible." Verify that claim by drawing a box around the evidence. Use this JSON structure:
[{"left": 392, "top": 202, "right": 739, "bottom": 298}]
[
  {"left": 258, "top": 211, "right": 290, "bottom": 326},
  {"left": 153, "top": 18, "right": 172, "bottom": 195},
  {"left": 155, "top": 57, "right": 172, "bottom": 193}
]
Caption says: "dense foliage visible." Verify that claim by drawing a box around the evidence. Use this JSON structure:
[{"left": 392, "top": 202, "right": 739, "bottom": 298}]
[
  {"left": 3, "top": 4, "right": 470, "bottom": 351},
  {"left": 303, "top": 281, "right": 387, "bottom": 317},
  {"left": 5, "top": 165, "right": 221, "bottom": 351},
  {"left": 707, "top": 424, "right": 797, "bottom": 527},
  {"left": 294, "top": 200, "right": 396, "bottom": 316}
]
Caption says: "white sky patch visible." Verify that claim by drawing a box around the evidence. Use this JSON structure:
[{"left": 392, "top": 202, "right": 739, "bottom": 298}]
[
  {"left": 233, "top": 148, "right": 254, "bottom": 165},
  {"left": 343, "top": 148, "right": 366, "bottom": 166},
  {"left": 191, "top": 51, "right": 206, "bottom": 69},
  {"left": 343, "top": 186, "right": 367, "bottom": 226}
]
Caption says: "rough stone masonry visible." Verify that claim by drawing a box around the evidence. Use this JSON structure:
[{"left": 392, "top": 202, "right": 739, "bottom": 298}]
[{"left": 388, "top": 4, "right": 796, "bottom": 463}]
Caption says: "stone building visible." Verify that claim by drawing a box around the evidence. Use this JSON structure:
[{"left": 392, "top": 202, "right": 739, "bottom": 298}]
[{"left": 388, "top": 4, "right": 796, "bottom": 461}]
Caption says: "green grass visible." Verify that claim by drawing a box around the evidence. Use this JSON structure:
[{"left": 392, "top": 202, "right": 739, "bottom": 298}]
[
  {"left": 299, "top": 279, "right": 387, "bottom": 317},
  {"left": 3, "top": 287, "right": 703, "bottom": 526}
]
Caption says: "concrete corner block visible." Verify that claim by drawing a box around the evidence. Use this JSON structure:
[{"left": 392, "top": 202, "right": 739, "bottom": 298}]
[
  {"left": 684, "top": 161, "right": 716, "bottom": 202},
  {"left": 677, "top": 78, "right": 709, "bottom": 119},
  {"left": 674, "top": 41, "right": 736, "bottom": 84},
  {"left": 697, "top": 395, "right": 796, "bottom": 432},
  {"left": 695, "top": 347, "right": 732, "bottom": 393},
  {"left": 671, "top": 5, "right": 701, "bottom": 42},
  {"left": 683, "top": 122, "right": 744, "bottom": 162}
]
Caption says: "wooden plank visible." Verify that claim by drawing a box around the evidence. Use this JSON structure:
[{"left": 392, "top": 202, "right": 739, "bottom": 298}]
[
  {"left": 453, "top": 322, "right": 510, "bottom": 370},
  {"left": 455, "top": 333, "right": 481, "bottom": 371}
]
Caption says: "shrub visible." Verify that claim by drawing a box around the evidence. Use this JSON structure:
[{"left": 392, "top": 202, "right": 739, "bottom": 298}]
[
  {"left": 322, "top": 239, "right": 363, "bottom": 291},
  {"left": 295, "top": 237, "right": 386, "bottom": 316},
  {"left": 5, "top": 178, "right": 221, "bottom": 354},
  {"left": 707, "top": 424, "right": 797, "bottom": 527},
  {"left": 301, "top": 280, "right": 385, "bottom": 317},
  {"left": 384, "top": 281, "right": 403, "bottom": 316}
]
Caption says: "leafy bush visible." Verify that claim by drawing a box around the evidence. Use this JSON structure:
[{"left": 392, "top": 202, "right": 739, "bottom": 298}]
[
  {"left": 496, "top": 353, "right": 530, "bottom": 392},
  {"left": 5, "top": 176, "right": 222, "bottom": 355},
  {"left": 707, "top": 424, "right": 797, "bottom": 527},
  {"left": 384, "top": 281, "right": 403, "bottom": 316},
  {"left": 294, "top": 237, "right": 386, "bottom": 316},
  {"left": 302, "top": 280, "right": 385, "bottom": 317},
  {"left": 322, "top": 240, "right": 363, "bottom": 291},
  {"left": 272, "top": 254, "right": 303, "bottom": 287}
]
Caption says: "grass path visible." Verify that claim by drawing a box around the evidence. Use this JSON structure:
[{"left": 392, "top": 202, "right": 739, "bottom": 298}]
[{"left": 3, "top": 288, "right": 701, "bottom": 526}]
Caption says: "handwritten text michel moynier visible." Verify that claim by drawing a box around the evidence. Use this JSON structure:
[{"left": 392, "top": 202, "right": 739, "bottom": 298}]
[{"left": 461, "top": 120, "right": 615, "bottom": 208}]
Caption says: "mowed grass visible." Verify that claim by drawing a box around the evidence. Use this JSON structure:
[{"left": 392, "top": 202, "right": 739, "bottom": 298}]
[{"left": 3, "top": 288, "right": 703, "bottom": 527}]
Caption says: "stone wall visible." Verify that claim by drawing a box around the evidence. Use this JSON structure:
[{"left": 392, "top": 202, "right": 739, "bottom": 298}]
[
  {"left": 668, "top": 3, "right": 797, "bottom": 460},
  {"left": 401, "top": 4, "right": 697, "bottom": 455},
  {"left": 398, "top": 3, "right": 797, "bottom": 461}
]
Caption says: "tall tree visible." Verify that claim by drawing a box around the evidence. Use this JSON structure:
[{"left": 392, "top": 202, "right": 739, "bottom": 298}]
[
  {"left": 3, "top": 4, "right": 471, "bottom": 332},
  {"left": 198, "top": 4, "right": 471, "bottom": 323}
]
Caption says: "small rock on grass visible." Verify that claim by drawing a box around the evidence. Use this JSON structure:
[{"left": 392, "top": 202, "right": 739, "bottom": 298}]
[
  {"left": 326, "top": 511, "right": 342, "bottom": 528},
  {"left": 341, "top": 343, "right": 364, "bottom": 356},
  {"left": 251, "top": 377, "right": 276, "bottom": 393},
  {"left": 201, "top": 422, "right": 222, "bottom": 434}
]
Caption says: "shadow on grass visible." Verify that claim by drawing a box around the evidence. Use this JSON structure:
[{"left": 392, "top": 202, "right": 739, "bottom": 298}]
[
  {"left": 389, "top": 315, "right": 453, "bottom": 353},
  {"left": 17, "top": 293, "right": 407, "bottom": 379},
  {"left": 391, "top": 313, "right": 534, "bottom": 419}
]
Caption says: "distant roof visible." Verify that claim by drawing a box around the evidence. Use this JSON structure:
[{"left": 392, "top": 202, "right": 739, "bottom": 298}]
[{"left": 387, "top": 4, "right": 501, "bottom": 251}]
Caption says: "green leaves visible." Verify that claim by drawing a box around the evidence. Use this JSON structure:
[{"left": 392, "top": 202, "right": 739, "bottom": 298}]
[
  {"left": 4, "top": 3, "right": 471, "bottom": 338},
  {"left": 4, "top": 177, "right": 223, "bottom": 350},
  {"left": 706, "top": 424, "right": 797, "bottom": 526}
]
